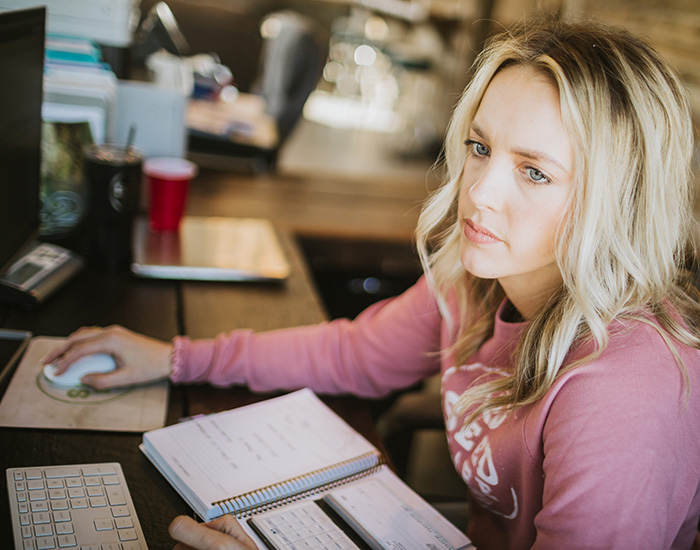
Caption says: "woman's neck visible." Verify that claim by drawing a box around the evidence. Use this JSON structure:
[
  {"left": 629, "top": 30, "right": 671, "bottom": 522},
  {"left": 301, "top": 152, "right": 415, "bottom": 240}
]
[
  {"left": 499, "top": 270, "right": 563, "bottom": 321},
  {"left": 500, "top": 301, "right": 525, "bottom": 323}
]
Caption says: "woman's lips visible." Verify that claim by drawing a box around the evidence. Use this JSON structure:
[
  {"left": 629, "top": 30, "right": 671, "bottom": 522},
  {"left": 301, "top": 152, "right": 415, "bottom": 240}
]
[{"left": 463, "top": 219, "right": 502, "bottom": 244}]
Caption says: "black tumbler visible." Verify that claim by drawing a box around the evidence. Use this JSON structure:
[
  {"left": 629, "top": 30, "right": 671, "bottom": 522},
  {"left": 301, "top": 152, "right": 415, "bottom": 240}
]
[{"left": 83, "top": 144, "right": 143, "bottom": 270}]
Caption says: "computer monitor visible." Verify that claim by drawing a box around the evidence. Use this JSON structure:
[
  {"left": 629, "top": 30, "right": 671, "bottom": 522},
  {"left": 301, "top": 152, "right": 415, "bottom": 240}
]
[
  {"left": 0, "top": 6, "right": 83, "bottom": 306},
  {"left": 0, "top": 6, "right": 44, "bottom": 277}
]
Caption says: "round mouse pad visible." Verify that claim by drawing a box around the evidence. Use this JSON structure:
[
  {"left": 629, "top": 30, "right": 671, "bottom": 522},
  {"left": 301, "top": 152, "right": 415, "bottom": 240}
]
[{"left": 36, "top": 372, "right": 134, "bottom": 404}]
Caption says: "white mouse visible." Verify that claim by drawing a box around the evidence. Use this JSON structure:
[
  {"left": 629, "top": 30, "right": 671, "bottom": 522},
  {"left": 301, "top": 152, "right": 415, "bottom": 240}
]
[{"left": 43, "top": 354, "right": 117, "bottom": 387}]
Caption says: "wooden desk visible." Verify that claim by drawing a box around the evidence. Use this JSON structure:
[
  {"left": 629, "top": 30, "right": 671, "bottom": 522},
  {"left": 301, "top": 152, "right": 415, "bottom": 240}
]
[
  {"left": 0, "top": 227, "right": 384, "bottom": 548},
  {"left": 0, "top": 267, "right": 186, "bottom": 547},
  {"left": 185, "top": 168, "right": 432, "bottom": 245}
]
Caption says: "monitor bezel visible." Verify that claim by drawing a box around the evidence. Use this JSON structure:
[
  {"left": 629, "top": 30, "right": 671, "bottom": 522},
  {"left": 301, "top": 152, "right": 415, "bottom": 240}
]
[{"left": 0, "top": 6, "right": 45, "bottom": 278}]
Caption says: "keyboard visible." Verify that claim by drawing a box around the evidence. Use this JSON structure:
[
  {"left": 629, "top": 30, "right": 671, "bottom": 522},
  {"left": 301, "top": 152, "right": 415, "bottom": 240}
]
[
  {"left": 248, "top": 501, "right": 361, "bottom": 550},
  {"left": 6, "top": 462, "right": 148, "bottom": 550}
]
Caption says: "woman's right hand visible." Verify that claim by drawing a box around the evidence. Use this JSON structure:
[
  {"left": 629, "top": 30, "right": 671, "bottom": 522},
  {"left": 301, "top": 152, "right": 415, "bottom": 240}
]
[{"left": 41, "top": 325, "right": 173, "bottom": 389}]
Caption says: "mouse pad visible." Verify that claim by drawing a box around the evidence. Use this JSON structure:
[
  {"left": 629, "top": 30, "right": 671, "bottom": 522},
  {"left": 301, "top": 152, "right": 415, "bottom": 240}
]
[{"left": 0, "top": 337, "right": 168, "bottom": 432}]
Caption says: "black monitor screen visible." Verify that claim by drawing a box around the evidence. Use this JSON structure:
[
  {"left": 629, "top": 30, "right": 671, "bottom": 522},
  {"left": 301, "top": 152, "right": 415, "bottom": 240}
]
[{"left": 0, "top": 7, "right": 45, "bottom": 276}]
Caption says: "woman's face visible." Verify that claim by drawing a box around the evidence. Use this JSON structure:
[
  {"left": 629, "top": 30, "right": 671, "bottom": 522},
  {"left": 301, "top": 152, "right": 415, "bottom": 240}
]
[{"left": 457, "top": 65, "right": 574, "bottom": 317}]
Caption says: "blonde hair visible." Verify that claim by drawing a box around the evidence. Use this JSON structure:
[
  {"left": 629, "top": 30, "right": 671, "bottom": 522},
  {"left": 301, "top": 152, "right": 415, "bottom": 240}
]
[{"left": 416, "top": 17, "right": 700, "bottom": 422}]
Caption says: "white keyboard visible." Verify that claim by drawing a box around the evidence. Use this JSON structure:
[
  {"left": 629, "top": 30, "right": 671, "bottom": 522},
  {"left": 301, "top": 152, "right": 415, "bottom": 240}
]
[{"left": 6, "top": 462, "right": 148, "bottom": 550}]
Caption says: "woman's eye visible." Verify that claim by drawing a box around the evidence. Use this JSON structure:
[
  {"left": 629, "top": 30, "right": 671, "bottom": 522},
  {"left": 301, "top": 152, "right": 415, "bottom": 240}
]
[
  {"left": 465, "top": 139, "right": 489, "bottom": 157},
  {"left": 527, "top": 167, "right": 550, "bottom": 184}
]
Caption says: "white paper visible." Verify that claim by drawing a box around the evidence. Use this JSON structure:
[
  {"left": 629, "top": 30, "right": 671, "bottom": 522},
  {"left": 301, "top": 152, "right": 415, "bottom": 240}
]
[
  {"left": 325, "top": 467, "right": 473, "bottom": 550},
  {"left": 142, "top": 389, "right": 378, "bottom": 516},
  {"left": 247, "top": 467, "right": 473, "bottom": 550}
]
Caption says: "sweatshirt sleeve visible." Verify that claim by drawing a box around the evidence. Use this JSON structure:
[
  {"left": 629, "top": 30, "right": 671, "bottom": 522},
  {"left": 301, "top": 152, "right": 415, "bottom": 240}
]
[
  {"left": 169, "top": 275, "right": 444, "bottom": 397},
  {"left": 530, "top": 324, "right": 700, "bottom": 550}
]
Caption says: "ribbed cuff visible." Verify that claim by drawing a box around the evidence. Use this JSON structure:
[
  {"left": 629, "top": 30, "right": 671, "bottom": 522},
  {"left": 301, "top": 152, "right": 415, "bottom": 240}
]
[{"left": 169, "top": 335, "right": 189, "bottom": 384}]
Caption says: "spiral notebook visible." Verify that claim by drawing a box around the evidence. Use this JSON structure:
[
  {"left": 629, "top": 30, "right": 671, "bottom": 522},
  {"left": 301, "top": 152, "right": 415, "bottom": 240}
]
[
  {"left": 140, "top": 389, "right": 472, "bottom": 550},
  {"left": 140, "top": 389, "right": 383, "bottom": 521}
]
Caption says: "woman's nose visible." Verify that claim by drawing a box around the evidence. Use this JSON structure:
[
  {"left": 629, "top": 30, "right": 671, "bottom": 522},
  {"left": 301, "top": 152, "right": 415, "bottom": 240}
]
[{"left": 463, "top": 158, "right": 506, "bottom": 211}]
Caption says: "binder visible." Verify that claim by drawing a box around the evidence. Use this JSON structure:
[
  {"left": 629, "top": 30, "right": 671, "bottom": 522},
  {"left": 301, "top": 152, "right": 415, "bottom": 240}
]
[
  {"left": 140, "top": 389, "right": 474, "bottom": 550},
  {"left": 140, "top": 389, "right": 381, "bottom": 521}
]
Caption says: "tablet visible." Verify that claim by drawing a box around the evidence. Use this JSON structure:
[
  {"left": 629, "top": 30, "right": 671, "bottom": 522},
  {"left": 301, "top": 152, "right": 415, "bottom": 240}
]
[{"left": 131, "top": 216, "right": 290, "bottom": 282}]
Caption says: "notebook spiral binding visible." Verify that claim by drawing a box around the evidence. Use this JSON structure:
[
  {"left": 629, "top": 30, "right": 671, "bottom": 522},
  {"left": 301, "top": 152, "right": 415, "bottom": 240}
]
[{"left": 214, "top": 450, "right": 384, "bottom": 519}]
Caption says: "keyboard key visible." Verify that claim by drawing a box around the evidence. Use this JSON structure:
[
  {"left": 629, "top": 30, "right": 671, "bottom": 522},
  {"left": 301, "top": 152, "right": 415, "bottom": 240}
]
[
  {"left": 94, "top": 519, "right": 113, "bottom": 531},
  {"left": 55, "top": 522, "right": 74, "bottom": 534},
  {"left": 36, "top": 536, "right": 55, "bottom": 549},
  {"left": 118, "top": 528, "right": 138, "bottom": 541},
  {"left": 34, "top": 524, "right": 53, "bottom": 537},
  {"left": 115, "top": 517, "right": 134, "bottom": 529},
  {"left": 106, "top": 487, "right": 126, "bottom": 506},
  {"left": 69, "top": 498, "right": 87, "bottom": 509},
  {"left": 52, "top": 511, "right": 71, "bottom": 523},
  {"left": 110, "top": 506, "right": 130, "bottom": 517},
  {"left": 30, "top": 502, "right": 49, "bottom": 513},
  {"left": 50, "top": 500, "right": 69, "bottom": 511},
  {"left": 89, "top": 496, "right": 108, "bottom": 507},
  {"left": 45, "top": 468, "right": 79, "bottom": 479},
  {"left": 81, "top": 465, "right": 116, "bottom": 476},
  {"left": 56, "top": 534, "right": 77, "bottom": 548},
  {"left": 32, "top": 512, "right": 51, "bottom": 524}
]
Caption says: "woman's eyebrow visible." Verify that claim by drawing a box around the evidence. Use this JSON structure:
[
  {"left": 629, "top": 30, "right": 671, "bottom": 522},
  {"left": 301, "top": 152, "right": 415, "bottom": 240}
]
[
  {"left": 512, "top": 147, "right": 568, "bottom": 174},
  {"left": 470, "top": 122, "right": 488, "bottom": 141}
]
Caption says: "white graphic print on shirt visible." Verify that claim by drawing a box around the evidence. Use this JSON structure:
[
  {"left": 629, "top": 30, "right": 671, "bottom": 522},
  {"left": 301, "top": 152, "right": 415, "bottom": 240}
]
[{"left": 443, "top": 363, "right": 519, "bottom": 519}]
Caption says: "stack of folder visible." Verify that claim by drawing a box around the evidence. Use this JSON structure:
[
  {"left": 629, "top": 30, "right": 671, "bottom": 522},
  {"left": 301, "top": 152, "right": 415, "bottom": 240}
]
[
  {"left": 0, "top": 0, "right": 140, "bottom": 47},
  {"left": 42, "top": 34, "right": 118, "bottom": 144}
]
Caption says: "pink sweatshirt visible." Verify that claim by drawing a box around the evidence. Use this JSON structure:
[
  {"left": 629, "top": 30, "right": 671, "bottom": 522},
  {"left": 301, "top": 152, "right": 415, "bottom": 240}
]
[{"left": 171, "top": 276, "right": 700, "bottom": 549}]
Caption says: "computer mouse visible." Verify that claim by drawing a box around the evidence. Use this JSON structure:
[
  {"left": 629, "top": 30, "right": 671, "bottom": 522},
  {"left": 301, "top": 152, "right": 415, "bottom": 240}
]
[{"left": 43, "top": 354, "right": 117, "bottom": 387}]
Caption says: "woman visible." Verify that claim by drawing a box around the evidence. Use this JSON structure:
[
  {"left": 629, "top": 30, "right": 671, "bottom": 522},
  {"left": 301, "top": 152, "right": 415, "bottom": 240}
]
[{"left": 46, "top": 18, "right": 700, "bottom": 549}]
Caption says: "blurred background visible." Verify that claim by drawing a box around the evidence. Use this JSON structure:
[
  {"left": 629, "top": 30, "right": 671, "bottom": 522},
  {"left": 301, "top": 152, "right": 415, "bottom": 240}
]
[{"left": 6, "top": 0, "right": 699, "bottom": 503}]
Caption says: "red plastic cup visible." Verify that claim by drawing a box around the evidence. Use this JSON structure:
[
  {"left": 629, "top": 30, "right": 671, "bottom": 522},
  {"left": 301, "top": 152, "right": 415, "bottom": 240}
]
[{"left": 143, "top": 157, "right": 198, "bottom": 232}]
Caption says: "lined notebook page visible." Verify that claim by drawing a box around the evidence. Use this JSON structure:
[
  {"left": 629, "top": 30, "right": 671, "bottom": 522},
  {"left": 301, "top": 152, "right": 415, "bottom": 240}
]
[{"left": 142, "top": 389, "right": 378, "bottom": 515}]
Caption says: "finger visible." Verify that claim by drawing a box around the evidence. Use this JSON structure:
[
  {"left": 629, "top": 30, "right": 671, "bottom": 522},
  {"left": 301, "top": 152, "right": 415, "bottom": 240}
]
[
  {"left": 206, "top": 516, "right": 258, "bottom": 550},
  {"left": 169, "top": 515, "right": 255, "bottom": 550},
  {"left": 49, "top": 339, "right": 118, "bottom": 376},
  {"left": 41, "top": 327, "right": 106, "bottom": 366},
  {"left": 81, "top": 369, "right": 134, "bottom": 390}
]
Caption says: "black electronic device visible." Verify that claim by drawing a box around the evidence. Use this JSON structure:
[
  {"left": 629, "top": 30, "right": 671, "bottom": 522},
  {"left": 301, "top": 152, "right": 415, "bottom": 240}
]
[{"left": 0, "top": 6, "right": 83, "bottom": 307}]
